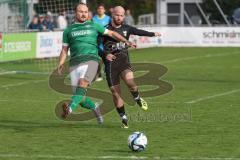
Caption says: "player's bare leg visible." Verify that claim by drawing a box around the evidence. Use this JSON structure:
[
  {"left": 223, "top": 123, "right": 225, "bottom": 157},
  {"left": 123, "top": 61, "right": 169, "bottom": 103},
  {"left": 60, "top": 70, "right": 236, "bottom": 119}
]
[
  {"left": 121, "top": 69, "right": 148, "bottom": 111},
  {"left": 110, "top": 85, "right": 128, "bottom": 128}
]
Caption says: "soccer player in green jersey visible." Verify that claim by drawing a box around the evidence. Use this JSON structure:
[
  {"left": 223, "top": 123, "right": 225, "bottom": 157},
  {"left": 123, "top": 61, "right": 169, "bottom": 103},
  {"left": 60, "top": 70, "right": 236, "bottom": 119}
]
[{"left": 58, "top": 3, "right": 134, "bottom": 123}]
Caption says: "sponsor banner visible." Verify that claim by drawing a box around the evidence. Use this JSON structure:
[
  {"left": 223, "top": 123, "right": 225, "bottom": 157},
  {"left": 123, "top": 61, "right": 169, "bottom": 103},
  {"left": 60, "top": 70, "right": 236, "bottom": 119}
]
[
  {"left": 130, "top": 27, "right": 240, "bottom": 47},
  {"left": 36, "top": 32, "right": 62, "bottom": 58},
  {"left": 0, "top": 33, "right": 36, "bottom": 61},
  {"left": 200, "top": 27, "right": 240, "bottom": 46},
  {"left": 129, "top": 27, "right": 161, "bottom": 48},
  {"left": 1, "top": 27, "right": 239, "bottom": 61}
]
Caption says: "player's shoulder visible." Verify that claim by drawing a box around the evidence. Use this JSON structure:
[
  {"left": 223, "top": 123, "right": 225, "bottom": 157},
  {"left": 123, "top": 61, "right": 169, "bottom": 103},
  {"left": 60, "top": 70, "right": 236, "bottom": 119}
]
[
  {"left": 63, "top": 25, "right": 72, "bottom": 33},
  {"left": 91, "top": 21, "right": 103, "bottom": 27},
  {"left": 105, "top": 23, "right": 113, "bottom": 29},
  {"left": 64, "top": 23, "right": 77, "bottom": 31},
  {"left": 123, "top": 24, "right": 133, "bottom": 27},
  {"left": 92, "top": 15, "right": 98, "bottom": 20},
  {"left": 105, "top": 14, "right": 111, "bottom": 19},
  {"left": 85, "top": 20, "right": 94, "bottom": 25},
  {"left": 105, "top": 15, "right": 111, "bottom": 23},
  {"left": 75, "top": 20, "right": 95, "bottom": 27},
  {"left": 121, "top": 24, "right": 134, "bottom": 30}
]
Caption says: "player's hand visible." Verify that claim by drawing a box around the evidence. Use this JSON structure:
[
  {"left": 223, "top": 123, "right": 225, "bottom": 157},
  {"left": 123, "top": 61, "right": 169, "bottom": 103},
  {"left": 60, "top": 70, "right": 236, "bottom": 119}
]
[
  {"left": 155, "top": 32, "right": 161, "bottom": 37},
  {"left": 106, "top": 54, "right": 116, "bottom": 62},
  {"left": 57, "top": 64, "right": 64, "bottom": 75},
  {"left": 125, "top": 41, "right": 137, "bottom": 48}
]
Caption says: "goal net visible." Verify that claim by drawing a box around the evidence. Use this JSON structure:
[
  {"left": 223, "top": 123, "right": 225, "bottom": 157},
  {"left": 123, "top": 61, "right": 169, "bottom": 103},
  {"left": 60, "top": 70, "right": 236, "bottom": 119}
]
[{"left": 0, "top": 0, "right": 86, "bottom": 77}]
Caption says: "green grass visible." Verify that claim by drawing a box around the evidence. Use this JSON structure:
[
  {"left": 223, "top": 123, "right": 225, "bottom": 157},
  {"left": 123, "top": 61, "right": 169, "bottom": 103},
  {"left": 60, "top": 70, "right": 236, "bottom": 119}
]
[{"left": 0, "top": 47, "right": 240, "bottom": 160}]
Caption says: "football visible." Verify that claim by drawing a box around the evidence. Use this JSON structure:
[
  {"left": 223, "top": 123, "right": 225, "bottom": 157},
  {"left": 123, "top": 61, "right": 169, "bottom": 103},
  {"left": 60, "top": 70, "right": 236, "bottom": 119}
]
[{"left": 128, "top": 132, "right": 148, "bottom": 152}]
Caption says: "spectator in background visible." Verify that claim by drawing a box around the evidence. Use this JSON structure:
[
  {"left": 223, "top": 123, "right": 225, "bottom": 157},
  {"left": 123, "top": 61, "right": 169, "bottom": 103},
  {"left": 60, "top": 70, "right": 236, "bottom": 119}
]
[
  {"left": 92, "top": 3, "right": 111, "bottom": 82},
  {"left": 57, "top": 10, "right": 68, "bottom": 29},
  {"left": 28, "top": 16, "right": 41, "bottom": 30},
  {"left": 47, "top": 11, "right": 54, "bottom": 23},
  {"left": 39, "top": 14, "right": 47, "bottom": 31},
  {"left": 108, "top": 7, "right": 114, "bottom": 17},
  {"left": 44, "top": 15, "right": 55, "bottom": 31},
  {"left": 88, "top": 10, "right": 93, "bottom": 20},
  {"left": 17, "top": 15, "right": 24, "bottom": 30},
  {"left": 124, "top": 9, "right": 135, "bottom": 25}
]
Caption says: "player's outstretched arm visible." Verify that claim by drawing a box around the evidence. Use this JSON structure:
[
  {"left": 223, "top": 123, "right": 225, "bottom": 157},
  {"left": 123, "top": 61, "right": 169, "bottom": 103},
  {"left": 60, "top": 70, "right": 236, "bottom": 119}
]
[
  {"left": 58, "top": 46, "right": 69, "bottom": 75},
  {"left": 130, "top": 26, "right": 161, "bottom": 37},
  {"left": 107, "top": 30, "right": 136, "bottom": 48}
]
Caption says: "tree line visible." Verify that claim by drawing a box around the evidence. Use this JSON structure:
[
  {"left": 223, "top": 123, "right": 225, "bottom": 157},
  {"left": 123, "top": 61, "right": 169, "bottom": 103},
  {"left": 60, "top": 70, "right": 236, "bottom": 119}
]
[{"left": 88, "top": 0, "right": 240, "bottom": 24}]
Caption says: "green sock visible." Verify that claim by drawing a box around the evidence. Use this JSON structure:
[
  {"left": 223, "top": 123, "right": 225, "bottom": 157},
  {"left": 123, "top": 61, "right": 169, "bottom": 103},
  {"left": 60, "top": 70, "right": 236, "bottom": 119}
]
[
  {"left": 69, "top": 87, "right": 87, "bottom": 110},
  {"left": 80, "top": 97, "right": 96, "bottom": 110}
]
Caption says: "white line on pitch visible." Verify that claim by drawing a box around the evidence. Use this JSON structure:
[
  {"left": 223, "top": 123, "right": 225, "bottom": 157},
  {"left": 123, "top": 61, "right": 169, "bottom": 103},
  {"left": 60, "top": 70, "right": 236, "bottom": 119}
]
[
  {"left": 0, "top": 71, "right": 17, "bottom": 75},
  {"left": 162, "top": 51, "right": 240, "bottom": 64},
  {"left": 0, "top": 98, "right": 57, "bottom": 103},
  {"left": 0, "top": 154, "right": 239, "bottom": 160},
  {"left": 149, "top": 101, "right": 183, "bottom": 104},
  {"left": 135, "top": 51, "right": 240, "bottom": 64},
  {"left": 185, "top": 89, "right": 240, "bottom": 104},
  {"left": 1, "top": 51, "right": 238, "bottom": 89},
  {"left": 0, "top": 79, "right": 47, "bottom": 88},
  {"left": 0, "top": 154, "right": 148, "bottom": 159}
]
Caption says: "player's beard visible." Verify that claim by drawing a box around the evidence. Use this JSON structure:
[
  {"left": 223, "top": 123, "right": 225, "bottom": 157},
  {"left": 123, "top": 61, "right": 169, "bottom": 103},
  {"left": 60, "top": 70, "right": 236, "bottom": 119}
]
[
  {"left": 77, "top": 16, "right": 87, "bottom": 23},
  {"left": 81, "top": 16, "right": 87, "bottom": 22},
  {"left": 113, "top": 19, "right": 123, "bottom": 26}
]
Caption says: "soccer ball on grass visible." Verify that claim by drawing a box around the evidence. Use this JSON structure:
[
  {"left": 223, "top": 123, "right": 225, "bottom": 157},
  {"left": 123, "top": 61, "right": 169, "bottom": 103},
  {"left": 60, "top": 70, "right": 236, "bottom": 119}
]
[{"left": 128, "top": 132, "right": 147, "bottom": 152}]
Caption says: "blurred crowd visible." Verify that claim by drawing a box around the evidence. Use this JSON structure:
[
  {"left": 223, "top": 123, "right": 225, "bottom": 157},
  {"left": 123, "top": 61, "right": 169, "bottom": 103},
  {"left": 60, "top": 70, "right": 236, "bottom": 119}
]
[{"left": 28, "top": 4, "right": 135, "bottom": 31}]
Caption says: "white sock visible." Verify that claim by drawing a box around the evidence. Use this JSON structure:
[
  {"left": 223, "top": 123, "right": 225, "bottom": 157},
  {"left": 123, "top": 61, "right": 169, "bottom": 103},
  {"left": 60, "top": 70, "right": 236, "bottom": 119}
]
[
  {"left": 134, "top": 95, "right": 140, "bottom": 101},
  {"left": 121, "top": 115, "right": 127, "bottom": 120},
  {"left": 69, "top": 107, "right": 72, "bottom": 113}
]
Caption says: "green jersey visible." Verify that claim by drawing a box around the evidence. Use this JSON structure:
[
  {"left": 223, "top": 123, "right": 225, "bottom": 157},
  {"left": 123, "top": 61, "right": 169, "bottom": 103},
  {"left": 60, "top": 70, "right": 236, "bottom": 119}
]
[{"left": 62, "top": 21, "right": 107, "bottom": 66}]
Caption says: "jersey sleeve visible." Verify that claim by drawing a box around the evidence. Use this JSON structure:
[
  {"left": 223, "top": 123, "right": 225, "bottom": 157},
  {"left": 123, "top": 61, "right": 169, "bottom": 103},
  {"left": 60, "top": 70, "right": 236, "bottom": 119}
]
[
  {"left": 62, "top": 28, "right": 69, "bottom": 46},
  {"left": 129, "top": 25, "right": 155, "bottom": 37},
  {"left": 94, "top": 22, "right": 108, "bottom": 35}
]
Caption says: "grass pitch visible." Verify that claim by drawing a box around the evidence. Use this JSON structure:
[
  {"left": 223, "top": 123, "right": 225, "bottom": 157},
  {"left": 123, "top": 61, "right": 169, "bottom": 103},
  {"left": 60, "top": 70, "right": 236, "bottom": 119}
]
[{"left": 0, "top": 47, "right": 240, "bottom": 159}]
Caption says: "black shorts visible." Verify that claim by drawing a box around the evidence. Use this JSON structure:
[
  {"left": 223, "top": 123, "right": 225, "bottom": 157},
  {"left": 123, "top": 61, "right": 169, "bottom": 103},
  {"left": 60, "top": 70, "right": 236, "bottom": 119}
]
[{"left": 104, "top": 53, "right": 132, "bottom": 87}]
